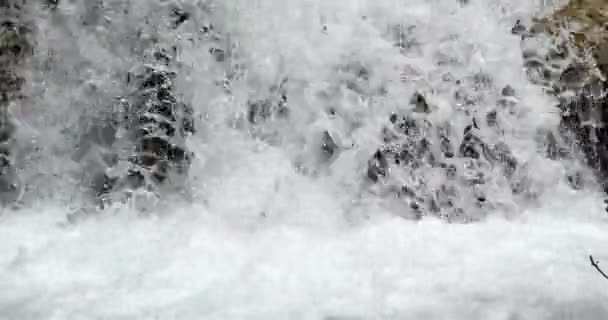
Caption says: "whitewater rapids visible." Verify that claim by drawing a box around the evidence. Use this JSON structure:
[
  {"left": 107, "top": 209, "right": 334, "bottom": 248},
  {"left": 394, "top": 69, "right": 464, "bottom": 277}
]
[{"left": 1, "top": 0, "right": 608, "bottom": 319}]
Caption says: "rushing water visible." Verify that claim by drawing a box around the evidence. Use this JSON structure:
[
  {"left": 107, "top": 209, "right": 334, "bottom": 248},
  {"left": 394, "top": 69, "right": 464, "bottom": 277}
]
[{"left": 1, "top": 0, "right": 608, "bottom": 319}]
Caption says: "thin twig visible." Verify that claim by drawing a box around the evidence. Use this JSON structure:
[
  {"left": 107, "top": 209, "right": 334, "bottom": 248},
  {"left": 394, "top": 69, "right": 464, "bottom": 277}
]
[{"left": 589, "top": 255, "right": 608, "bottom": 280}]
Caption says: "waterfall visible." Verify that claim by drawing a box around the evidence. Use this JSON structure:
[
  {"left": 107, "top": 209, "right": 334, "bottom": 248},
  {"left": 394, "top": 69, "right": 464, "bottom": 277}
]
[{"left": 1, "top": 1, "right": 607, "bottom": 319}]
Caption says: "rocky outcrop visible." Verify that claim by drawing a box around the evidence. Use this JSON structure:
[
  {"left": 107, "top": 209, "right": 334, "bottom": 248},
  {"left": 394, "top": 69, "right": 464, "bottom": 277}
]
[
  {"left": 0, "top": 0, "right": 35, "bottom": 205},
  {"left": 65, "top": 2, "right": 199, "bottom": 210},
  {"left": 364, "top": 88, "right": 524, "bottom": 222},
  {"left": 94, "top": 48, "right": 195, "bottom": 209},
  {"left": 514, "top": 0, "right": 608, "bottom": 196}
]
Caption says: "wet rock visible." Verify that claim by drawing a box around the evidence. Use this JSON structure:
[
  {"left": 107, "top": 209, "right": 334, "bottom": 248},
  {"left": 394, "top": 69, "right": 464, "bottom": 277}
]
[
  {"left": 45, "top": 0, "right": 59, "bottom": 10},
  {"left": 366, "top": 108, "right": 521, "bottom": 222},
  {"left": 247, "top": 79, "right": 289, "bottom": 125},
  {"left": 439, "top": 132, "right": 454, "bottom": 158},
  {"left": 95, "top": 48, "right": 195, "bottom": 208},
  {"left": 518, "top": 2, "right": 608, "bottom": 197},
  {"left": 0, "top": 2, "right": 34, "bottom": 206},
  {"left": 472, "top": 72, "right": 493, "bottom": 90},
  {"left": 170, "top": 6, "right": 190, "bottom": 29},
  {"left": 458, "top": 121, "right": 483, "bottom": 159},
  {"left": 410, "top": 92, "right": 431, "bottom": 113},
  {"left": 320, "top": 131, "right": 339, "bottom": 160},
  {"left": 247, "top": 94, "right": 288, "bottom": 125},
  {"left": 367, "top": 150, "right": 388, "bottom": 182},
  {"left": 556, "top": 92, "right": 608, "bottom": 185},
  {"left": 501, "top": 85, "right": 515, "bottom": 97},
  {"left": 209, "top": 47, "right": 225, "bottom": 62},
  {"left": 486, "top": 110, "right": 498, "bottom": 127},
  {"left": 567, "top": 171, "right": 585, "bottom": 189},
  {"left": 487, "top": 142, "right": 518, "bottom": 178},
  {"left": 511, "top": 20, "right": 527, "bottom": 36}
]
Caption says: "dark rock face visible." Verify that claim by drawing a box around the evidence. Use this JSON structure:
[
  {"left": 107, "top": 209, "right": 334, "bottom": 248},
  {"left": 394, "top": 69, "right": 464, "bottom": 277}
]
[
  {"left": 557, "top": 90, "right": 608, "bottom": 186},
  {"left": 247, "top": 83, "right": 289, "bottom": 125},
  {"left": 514, "top": 14, "right": 608, "bottom": 203},
  {"left": 94, "top": 49, "right": 195, "bottom": 208},
  {"left": 365, "top": 100, "right": 521, "bottom": 222},
  {"left": 59, "top": 2, "right": 203, "bottom": 210},
  {"left": 0, "top": 0, "right": 34, "bottom": 205}
]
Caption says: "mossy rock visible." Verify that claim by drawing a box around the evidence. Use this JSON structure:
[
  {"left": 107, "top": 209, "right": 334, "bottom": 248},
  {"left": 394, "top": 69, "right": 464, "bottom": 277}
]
[
  {"left": 0, "top": 28, "right": 31, "bottom": 58},
  {"left": 532, "top": 1, "right": 608, "bottom": 44},
  {"left": 526, "top": 1, "right": 608, "bottom": 194},
  {"left": 530, "top": 0, "right": 608, "bottom": 78}
]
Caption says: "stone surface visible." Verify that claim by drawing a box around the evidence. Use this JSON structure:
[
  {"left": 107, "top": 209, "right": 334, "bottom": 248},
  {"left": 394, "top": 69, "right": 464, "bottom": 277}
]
[
  {"left": 519, "top": 0, "right": 608, "bottom": 202},
  {"left": 0, "top": 0, "right": 34, "bottom": 205},
  {"left": 96, "top": 48, "right": 195, "bottom": 209}
]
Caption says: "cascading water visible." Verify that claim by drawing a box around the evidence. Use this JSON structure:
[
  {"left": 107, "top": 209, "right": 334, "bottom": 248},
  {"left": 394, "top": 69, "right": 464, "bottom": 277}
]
[{"left": 1, "top": 0, "right": 608, "bottom": 319}]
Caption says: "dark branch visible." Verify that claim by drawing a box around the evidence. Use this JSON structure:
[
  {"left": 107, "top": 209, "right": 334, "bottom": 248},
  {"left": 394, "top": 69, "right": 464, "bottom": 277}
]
[{"left": 589, "top": 255, "right": 608, "bottom": 280}]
